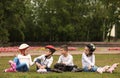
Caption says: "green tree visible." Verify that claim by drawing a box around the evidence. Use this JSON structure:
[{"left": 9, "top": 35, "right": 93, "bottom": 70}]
[{"left": 0, "top": 0, "right": 26, "bottom": 43}]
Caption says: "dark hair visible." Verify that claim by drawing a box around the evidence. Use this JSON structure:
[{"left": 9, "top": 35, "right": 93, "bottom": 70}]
[
  {"left": 49, "top": 49, "right": 56, "bottom": 54},
  {"left": 86, "top": 43, "right": 96, "bottom": 56},
  {"left": 60, "top": 45, "right": 68, "bottom": 51}
]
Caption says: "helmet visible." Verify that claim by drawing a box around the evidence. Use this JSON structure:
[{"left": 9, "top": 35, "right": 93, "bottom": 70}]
[
  {"left": 19, "top": 43, "right": 29, "bottom": 50},
  {"left": 86, "top": 43, "right": 96, "bottom": 52},
  {"left": 45, "top": 45, "right": 56, "bottom": 53}
]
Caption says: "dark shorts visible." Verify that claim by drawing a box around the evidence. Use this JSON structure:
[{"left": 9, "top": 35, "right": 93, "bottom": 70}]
[{"left": 54, "top": 63, "right": 74, "bottom": 71}]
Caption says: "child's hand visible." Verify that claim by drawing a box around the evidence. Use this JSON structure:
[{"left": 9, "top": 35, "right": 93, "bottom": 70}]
[
  {"left": 40, "top": 65, "right": 46, "bottom": 69},
  {"left": 88, "top": 65, "right": 92, "bottom": 70},
  {"left": 36, "top": 62, "right": 42, "bottom": 68},
  {"left": 61, "top": 63, "right": 66, "bottom": 65}
]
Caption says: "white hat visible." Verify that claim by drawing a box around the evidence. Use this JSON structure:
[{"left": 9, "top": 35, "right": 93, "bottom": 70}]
[{"left": 19, "top": 43, "right": 29, "bottom": 50}]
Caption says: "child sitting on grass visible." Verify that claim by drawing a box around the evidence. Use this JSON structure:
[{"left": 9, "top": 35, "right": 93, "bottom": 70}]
[
  {"left": 33, "top": 45, "right": 56, "bottom": 73},
  {"left": 82, "top": 43, "right": 119, "bottom": 74},
  {"left": 4, "top": 43, "right": 33, "bottom": 72},
  {"left": 54, "top": 45, "right": 82, "bottom": 72}
]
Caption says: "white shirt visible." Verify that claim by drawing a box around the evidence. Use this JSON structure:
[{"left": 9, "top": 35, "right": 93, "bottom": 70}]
[
  {"left": 82, "top": 52, "right": 95, "bottom": 68},
  {"left": 57, "top": 54, "right": 74, "bottom": 66},
  {"left": 17, "top": 54, "right": 33, "bottom": 68},
  {"left": 33, "top": 54, "right": 53, "bottom": 68}
]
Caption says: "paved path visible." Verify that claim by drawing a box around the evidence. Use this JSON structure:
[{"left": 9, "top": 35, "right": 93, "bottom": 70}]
[{"left": 0, "top": 47, "right": 120, "bottom": 57}]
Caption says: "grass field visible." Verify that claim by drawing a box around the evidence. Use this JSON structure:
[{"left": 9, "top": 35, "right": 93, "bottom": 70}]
[{"left": 0, "top": 54, "right": 120, "bottom": 78}]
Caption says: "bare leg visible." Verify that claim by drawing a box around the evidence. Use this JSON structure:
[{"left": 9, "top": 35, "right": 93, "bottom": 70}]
[{"left": 36, "top": 62, "right": 42, "bottom": 69}]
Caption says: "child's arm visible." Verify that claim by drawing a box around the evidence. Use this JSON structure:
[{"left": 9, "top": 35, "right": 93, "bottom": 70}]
[
  {"left": 91, "top": 54, "right": 95, "bottom": 65},
  {"left": 82, "top": 53, "right": 95, "bottom": 66},
  {"left": 47, "top": 57, "right": 53, "bottom": 68},
  {"left": 33, "top": 55, "right": 43, "bottom": 64},
  {"left": 28, "top": 54, "right": 34, "bottom": 66},
  {"left": 57, "top": 56, "right": 62, "bottom": 63}
]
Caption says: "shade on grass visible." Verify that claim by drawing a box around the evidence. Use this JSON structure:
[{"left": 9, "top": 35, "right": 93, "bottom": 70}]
[{"left": 0, "top": 54, "right": 120, "bottom": 78}]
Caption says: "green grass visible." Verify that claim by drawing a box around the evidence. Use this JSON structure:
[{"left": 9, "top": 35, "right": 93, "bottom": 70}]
[{"left": 0, "top": 54, "right": 120, "bottom": 78}]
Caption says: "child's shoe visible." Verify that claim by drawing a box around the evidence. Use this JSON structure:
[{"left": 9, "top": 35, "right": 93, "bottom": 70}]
[
  {"left": 9, "top": 60, "right": 16, "bottom": 71},
  {"left": 107, "top": 63, "right": 119, "bottom": 73},
  {"left": 111, "top": 63, "right": 119, "bottom": 69},
  {"left": 97, "top": 67, "right": 104, "bottom": 74},
  {"left": 102, "top": 65, "right": 110, "bottom": 72},
  {"left": 107, "top": 66, "right": 114, "bottom": 73},
  {"left": 37, "top": 69, "right": 47, "bottom": 73},
  {"left": 4, "top": 68, "right": 16, "bottom": 72}
]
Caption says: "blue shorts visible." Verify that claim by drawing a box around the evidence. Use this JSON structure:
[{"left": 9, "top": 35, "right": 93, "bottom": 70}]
[{"left": 83, "top": 66, "right": 98, "bottom": 72}]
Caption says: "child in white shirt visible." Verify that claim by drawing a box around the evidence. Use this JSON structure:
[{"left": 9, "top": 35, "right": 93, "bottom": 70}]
[
  {"left": 82, "top": 43, "right": 119, "bottom": 74},
  {"left": 57, "top": 54, "right": 74, "bottom": 66},
  {"left": 54, "top": 45, "right": 74, "bottom": 72},
  {"left": 33, "top": 45, "right": 56, "bottom": 73},
  {"left": 4, "top": 43, "right": 33, "bottom": 72}
]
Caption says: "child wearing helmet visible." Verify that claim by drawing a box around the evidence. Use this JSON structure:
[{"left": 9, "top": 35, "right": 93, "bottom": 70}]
[
  {"left": 82, "top": 43, "right": 119, "bottom": 74},
  {"left": 4, "top": 43, "right": 33, "bottom": 72},
  {"left": 33, "top": 45, "right": 56, "bottom": 73}
]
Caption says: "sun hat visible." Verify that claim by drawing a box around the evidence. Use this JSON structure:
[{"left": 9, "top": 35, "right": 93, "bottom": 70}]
[{"left": 19, "top": 43, "right": 29, "bottom": 50}]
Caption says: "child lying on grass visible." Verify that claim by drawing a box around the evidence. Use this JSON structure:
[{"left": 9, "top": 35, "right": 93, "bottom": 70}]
[{"left": 82, "top": 43, "right": 119, "bottom": 74}]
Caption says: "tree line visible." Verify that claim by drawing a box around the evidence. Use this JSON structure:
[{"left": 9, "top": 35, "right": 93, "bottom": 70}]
[{"left": 0, "top": 0, "right": 120, "bottom": 45}]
